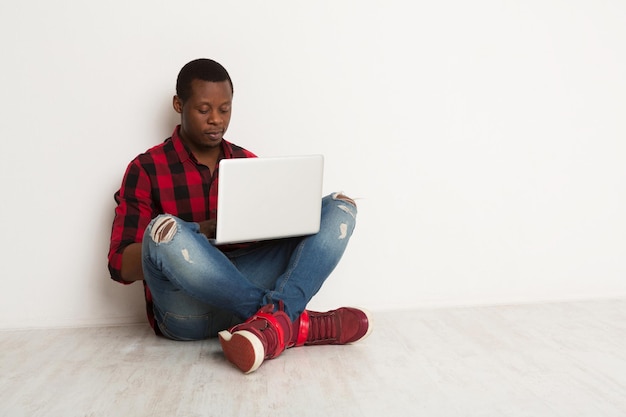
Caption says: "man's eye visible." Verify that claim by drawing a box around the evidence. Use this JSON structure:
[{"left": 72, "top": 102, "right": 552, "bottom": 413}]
[
  {"left": 199, "top": 110, "right": 209, "bottom": 114},
  {"left": 220, "top": 108, "right": 230, "bottom": 114}
]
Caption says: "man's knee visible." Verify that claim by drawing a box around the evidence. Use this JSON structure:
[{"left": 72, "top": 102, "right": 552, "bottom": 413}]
[
  {"left": 327, "top": 192, "right": 357, "bottom": 241},
  {"left": 150, "top": 215, "right": 178, "bottom": 243},
  {"left": 332, "top": 192, "right": 356, "bottom": 208},
  {"left": 331, "top": 192, "right": 357, "bottom": 222}
]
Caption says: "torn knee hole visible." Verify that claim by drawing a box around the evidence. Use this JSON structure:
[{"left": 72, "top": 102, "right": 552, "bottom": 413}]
[
  {"left": 151, "top": 217, "right": 177, "bottom": 243},
  {"left": 333, "top": 192, "right": 357, "bottom": 207}
]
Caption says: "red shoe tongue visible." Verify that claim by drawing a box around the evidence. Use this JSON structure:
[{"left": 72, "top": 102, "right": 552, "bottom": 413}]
[
  {"left": 258, "top": 304, "right": 275, "bottom": 314},
  {"left": 308, "top": 314, "right": 336, "bottom": 342}
]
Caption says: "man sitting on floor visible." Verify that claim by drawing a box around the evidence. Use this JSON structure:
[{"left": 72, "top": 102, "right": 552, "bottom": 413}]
[{"left": 107, "top": 58, "right": 371, "bottom": 373}]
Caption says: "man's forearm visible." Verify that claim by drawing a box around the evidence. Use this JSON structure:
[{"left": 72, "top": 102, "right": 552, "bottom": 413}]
[{"left": 121, "top": 243, "right": 144, "bottom": 282}]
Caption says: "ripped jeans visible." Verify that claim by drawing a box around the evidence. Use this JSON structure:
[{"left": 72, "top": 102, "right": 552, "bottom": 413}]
[{"left": 141, "top": 193, "right": 357, "bottom": 340}]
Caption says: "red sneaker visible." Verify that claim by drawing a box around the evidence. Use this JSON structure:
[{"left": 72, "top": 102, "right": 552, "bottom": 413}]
[
  {"left": 290, "top": 307, "right": 372, "bottom": 347},
  {"left": 218, "top": 305, "right": 292, "bottom": 374}
]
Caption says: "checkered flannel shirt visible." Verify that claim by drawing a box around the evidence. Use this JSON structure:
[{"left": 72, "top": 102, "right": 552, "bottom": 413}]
[{"left": 107, "top": 125, "right": 256, "bottom": 332}]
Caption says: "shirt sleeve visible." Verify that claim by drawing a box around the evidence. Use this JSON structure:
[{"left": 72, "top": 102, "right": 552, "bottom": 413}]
[{"left": 107, "top": 158, "right": 155, "bottom": 283}]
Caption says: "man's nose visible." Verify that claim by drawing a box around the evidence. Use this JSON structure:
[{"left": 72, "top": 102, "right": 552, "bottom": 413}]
[{"left": 207, "top": 109, "right": 221, "bottom": 124}]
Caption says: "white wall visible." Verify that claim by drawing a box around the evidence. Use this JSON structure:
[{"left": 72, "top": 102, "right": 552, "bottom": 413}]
[{"left": 1, "top": 0, "right": 625, "bottom": 329}]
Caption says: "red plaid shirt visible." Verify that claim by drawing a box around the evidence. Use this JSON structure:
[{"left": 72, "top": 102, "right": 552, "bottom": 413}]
[{"left": 108, "top": 125, "right": 256, "bottom": 332}]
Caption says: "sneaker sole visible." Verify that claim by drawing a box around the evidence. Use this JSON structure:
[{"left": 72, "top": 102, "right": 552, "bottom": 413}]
[{"left": 218, "top": 330, "right": 265, "bottom": 374}]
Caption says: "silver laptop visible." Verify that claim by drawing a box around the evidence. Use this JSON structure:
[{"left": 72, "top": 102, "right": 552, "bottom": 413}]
[{"left": 211, "top": 155, "right": 324, "bottom": 245}]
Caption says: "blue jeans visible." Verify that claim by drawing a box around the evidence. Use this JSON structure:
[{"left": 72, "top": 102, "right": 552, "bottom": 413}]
[{"left": 142, "top": 193, "right": 357, "bottom": 341}]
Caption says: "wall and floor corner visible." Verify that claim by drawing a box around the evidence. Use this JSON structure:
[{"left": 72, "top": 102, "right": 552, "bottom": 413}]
[{"left": 0, "top": 0, "right": 625, "bottom": 330}]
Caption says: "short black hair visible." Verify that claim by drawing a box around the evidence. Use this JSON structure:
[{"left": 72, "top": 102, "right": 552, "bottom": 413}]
[{"left": 176, "top": 58, "right": 233, "bottom": 102}]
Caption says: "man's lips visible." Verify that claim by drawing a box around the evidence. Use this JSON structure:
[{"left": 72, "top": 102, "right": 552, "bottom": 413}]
[{"left": 205, "top": 131, "right": 223, "bottom": 140}]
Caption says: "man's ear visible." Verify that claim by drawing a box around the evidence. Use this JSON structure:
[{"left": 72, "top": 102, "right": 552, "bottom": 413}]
[{"left": 173, "top": 95, "right": 183, "bottom": 114}]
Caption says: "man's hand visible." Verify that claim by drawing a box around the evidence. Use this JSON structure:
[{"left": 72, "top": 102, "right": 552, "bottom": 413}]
[
  {"left": 121, "top": 243, "right": 144, "bottom": 282},
  {"left": 198, "top": 219, "right": 217, "bottom": 239}
]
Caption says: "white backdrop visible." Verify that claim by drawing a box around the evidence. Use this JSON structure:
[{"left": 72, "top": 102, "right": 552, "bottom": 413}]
[{"left": 1, "top": 0, "right": 625, "bottom": 329}]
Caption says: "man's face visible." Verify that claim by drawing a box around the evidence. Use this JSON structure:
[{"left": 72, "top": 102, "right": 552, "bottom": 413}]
[{"left": 174, "top": 79, "right": 233, "bottom": 153}]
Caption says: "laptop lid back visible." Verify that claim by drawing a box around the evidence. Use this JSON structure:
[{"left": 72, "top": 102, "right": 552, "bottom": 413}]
[{"left": 212, "top": 155, "right": 324, "bottom": 245}]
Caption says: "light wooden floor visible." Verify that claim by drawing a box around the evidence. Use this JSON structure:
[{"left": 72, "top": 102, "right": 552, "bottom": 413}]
[{"left": 2, "top": 299, "right": 626, "bottom": 417}]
